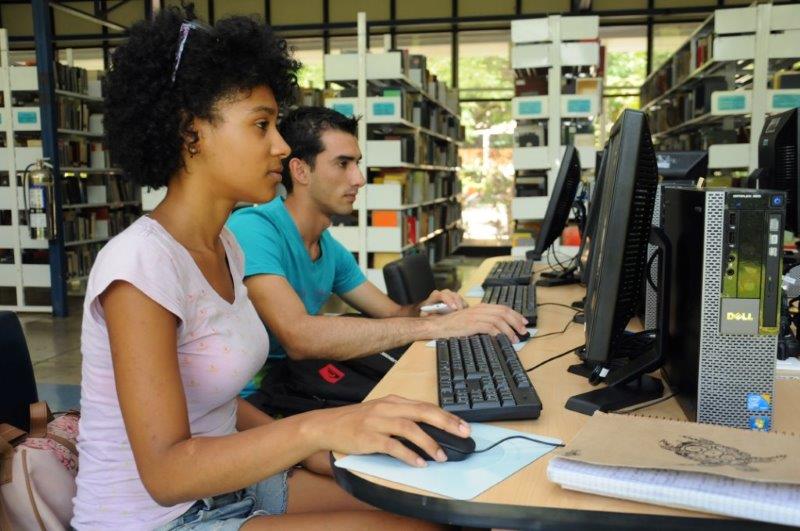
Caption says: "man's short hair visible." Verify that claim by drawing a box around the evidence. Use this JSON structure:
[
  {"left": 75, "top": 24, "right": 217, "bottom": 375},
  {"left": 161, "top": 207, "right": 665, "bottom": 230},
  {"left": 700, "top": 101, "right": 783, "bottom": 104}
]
[{"left": 278, "top": 106, "right": 359, "bottom": 193}]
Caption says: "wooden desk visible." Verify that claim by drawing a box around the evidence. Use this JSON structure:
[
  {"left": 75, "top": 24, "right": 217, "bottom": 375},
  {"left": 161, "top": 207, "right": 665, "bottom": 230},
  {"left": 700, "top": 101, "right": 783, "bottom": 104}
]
[{"left": 333, "top": 256, "right": 799, "bottom": 530}]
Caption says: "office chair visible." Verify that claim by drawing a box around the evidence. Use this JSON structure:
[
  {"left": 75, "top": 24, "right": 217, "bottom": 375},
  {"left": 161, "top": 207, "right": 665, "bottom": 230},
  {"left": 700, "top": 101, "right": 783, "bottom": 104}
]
[
  {"left": 0, "top": 311, "right": 39, "bottom": 432},
  {"left": 383, "top": 254, "right": 436, "bottom": 305}
]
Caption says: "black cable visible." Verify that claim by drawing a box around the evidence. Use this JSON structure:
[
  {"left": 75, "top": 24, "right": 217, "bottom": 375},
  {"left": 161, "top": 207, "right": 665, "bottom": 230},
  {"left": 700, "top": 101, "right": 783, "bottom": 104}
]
[
  {"left": 537, "top": 302, "right": 584, "bottom": 312},
  {"left": 531, "top": 315, "right": 582, "bottom": 340},
  {"left": 525, "top": 344, "right": 585, "bottom": 372},
  {"left": 620, "top": 392, "right": 678, "bottom": 414},
  {"left": 474, "top": 435, "right": 565, "bottom": 454}
]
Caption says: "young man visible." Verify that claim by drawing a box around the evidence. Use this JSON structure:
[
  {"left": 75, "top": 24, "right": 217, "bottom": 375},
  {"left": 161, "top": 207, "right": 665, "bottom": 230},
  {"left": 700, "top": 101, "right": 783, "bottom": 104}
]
[{"left": 228, "top": 107, "right": 528, "bottom": 397}]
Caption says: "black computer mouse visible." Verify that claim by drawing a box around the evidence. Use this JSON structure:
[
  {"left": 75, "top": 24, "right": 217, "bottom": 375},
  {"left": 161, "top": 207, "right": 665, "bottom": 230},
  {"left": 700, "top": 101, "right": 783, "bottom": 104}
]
[
  {"left": 516, "top": 329, "right": 531, "bottom": 341},
  {"left": 396, "top": 422, "right": 476, "bottom": 462}
]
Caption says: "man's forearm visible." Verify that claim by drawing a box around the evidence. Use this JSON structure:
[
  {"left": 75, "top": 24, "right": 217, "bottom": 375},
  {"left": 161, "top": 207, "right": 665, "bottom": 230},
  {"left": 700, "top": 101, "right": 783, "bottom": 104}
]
[{"left": 285, "top": 314, "right": 436, "bottom": 361}]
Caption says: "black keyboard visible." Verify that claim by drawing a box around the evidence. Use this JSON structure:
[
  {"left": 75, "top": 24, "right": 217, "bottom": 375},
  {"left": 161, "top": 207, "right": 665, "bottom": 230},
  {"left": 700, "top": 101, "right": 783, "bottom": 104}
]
[
  {"left": 482, "top": 281, "right": 537, "bottom": 325},
  {"left": 481, "top": 260, "right": 534, "bottom": 287},
  {"left": 436, "top": 334, "right": 542, "bottom": 422}
]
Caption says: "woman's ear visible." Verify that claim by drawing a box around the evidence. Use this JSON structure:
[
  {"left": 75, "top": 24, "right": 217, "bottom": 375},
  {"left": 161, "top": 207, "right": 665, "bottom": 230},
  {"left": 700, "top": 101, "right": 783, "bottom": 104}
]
[{"left": 181, "top": 115, "right": 202, "bottom": 158}]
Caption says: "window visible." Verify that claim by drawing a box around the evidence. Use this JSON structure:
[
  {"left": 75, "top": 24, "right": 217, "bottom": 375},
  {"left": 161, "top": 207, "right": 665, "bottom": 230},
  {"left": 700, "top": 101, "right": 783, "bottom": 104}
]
[
  {"left": 287, "top": 38, "right": 324, "bottom": 89},
  {"left": 653, "top": 22, "right": 702, "bottom": 70},
  {"left": 457, "top": 30, "right": 514, "bottom": 101},
  {"left": 395, "top": 32, "right": 452, "bottom": 86},
  {"left": 599, "top": 26, "right": 647, "bottom": 135}
]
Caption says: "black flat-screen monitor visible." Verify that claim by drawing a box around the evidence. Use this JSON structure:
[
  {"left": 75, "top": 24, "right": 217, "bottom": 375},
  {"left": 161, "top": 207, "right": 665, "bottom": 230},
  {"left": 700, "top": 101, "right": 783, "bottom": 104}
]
[
  {"left": 527, "top": 145, "right": 581, "bottom": 261},
  {"left": 579, "top": 145, "right": 609, "bottom": 284},
  {"left": 566, "top": 109, "right": 661, "bottom": 415},
  {"left": 756, "top": 108, "right": 799, "bottom": 234},
  {"left": 656, "top": 151, "right": 708, "bottom": 182}
]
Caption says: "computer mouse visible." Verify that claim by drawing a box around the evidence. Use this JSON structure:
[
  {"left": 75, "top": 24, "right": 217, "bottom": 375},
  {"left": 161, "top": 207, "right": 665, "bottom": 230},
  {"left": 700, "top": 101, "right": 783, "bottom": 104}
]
[
  {"left": 395, "top": 422, "right": 476, "bottom": 462},
  {"left": 516, "top": 329, "right": 531, "bottom": 341}
]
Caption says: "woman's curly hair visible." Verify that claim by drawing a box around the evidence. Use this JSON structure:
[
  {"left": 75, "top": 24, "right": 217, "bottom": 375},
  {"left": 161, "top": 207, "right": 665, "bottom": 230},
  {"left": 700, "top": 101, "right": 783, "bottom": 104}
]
[{"left": 105, "top": 7, "right": 300, "bottom": 188}]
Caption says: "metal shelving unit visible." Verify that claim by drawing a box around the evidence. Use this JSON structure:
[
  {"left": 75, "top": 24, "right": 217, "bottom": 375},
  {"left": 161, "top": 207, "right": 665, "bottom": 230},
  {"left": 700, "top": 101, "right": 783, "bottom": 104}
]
[
  {"left": 322, "top": 12, "right": 464, "bottom": 291},
  {"left": 640, "top": 3, "right": 800, "bottom": 173},
  {"left": 509, "top": 15, "right": 600, "bottom": 257}
]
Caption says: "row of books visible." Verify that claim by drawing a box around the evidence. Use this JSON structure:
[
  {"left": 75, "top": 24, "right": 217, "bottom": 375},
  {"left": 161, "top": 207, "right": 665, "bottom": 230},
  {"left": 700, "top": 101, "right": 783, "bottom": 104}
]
[
  {"left": 54, "top": 63, "right": 104, "bottom": 96},
  {"left": 364, "top": 230, "right": 463, "bottom": 270},
  {"left": 63, "top": 207, "right": 138, "bottom": 243},
  {"left": 408, "top": 53, "right": 459, "bottom": 112},
  {"left": 57, "top": 139, "right": 115, "bottom": 168},
  {"left": 515, "top": 123, "right": 594, "bottom": 148},
  {"left": 641, "top": 30, "right": 717, "bottom": 107},
  {"left": 373, "top": 170, "right": 457, "bottom": 205},
  {"left": 57, "top": 99, "right": 102, "bottom": 132},
  {"left": 66, "top": 243, "right": 102, "bottom": 279},
  {"left": 61, "top": 175, "right": 138, "bottom": 205},
  {"left": 655, "top": 127, "right": 746, "bottom": 152},
  {"left": 647, "top": 77, "right": 728, "bottom": 135}
]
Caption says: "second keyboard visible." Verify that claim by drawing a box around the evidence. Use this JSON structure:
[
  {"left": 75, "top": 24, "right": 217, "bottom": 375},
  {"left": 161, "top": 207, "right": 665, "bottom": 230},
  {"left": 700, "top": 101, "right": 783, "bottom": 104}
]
[{"left": 482, "top": 282, "right": 537, "bottom": 325}]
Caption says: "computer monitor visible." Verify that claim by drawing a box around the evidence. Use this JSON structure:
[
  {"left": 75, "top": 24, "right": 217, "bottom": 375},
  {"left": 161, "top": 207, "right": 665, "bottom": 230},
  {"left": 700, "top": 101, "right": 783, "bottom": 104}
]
[
  {"left": 526, "top": 146, "right": 583, "bottom": 286},
  {"left": 566, "top": 109, "right": 662, "bottom": 415},
  {"left": 756, "top": 108, "right": 799, "bottom": 234},
  {"left": 656, "top": 151, "right": 708, "bottom": 182},
  {"left": 578, "top": 145, "right": 609, "bottom": 285}
]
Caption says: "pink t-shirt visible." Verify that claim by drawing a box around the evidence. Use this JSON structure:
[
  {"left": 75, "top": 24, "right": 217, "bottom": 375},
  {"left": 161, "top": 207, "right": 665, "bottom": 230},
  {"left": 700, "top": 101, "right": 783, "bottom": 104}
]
[{"left": 72, "top": 216, "right": 269, "bottom": 530}]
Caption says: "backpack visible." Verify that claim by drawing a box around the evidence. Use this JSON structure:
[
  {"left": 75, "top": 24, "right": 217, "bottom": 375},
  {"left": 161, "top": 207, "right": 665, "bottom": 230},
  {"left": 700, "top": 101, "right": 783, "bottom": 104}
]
[
  {"left": 0, "top": 402, "right": 79, "bottom": 531},
  {"left": 247, "top": 349, "right": 405, "bottom": 417}
]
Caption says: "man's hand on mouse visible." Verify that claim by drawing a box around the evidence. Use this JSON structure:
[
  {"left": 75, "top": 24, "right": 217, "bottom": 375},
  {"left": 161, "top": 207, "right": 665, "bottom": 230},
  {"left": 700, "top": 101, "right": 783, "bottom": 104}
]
[
  {"left": 418, "top": 289, "right": 467, "bottom": 316},
  {"left": 427, "top": 303, "right": 529, "bottom": 343},
  {"left": 308, "top": 394, "right": 470, "bottom": 467}
]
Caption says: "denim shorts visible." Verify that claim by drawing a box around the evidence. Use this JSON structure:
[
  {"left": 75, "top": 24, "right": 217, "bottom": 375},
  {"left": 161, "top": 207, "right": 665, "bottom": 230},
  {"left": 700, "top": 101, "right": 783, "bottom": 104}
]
[{"left": 155, "top": 470, "right": 290, "bottom": 530}]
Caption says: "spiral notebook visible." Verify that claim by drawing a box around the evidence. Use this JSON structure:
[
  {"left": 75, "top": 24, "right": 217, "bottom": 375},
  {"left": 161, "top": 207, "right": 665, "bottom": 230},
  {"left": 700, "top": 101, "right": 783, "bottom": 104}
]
[{"left": 547, "top": 412, "right": 800, "bottom": 527}]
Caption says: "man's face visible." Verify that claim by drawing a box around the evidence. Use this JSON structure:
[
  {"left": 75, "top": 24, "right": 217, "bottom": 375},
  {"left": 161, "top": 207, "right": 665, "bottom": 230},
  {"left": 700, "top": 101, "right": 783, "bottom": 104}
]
[{"left": 307, "top": 129, "right": 365, "bottom": 216}]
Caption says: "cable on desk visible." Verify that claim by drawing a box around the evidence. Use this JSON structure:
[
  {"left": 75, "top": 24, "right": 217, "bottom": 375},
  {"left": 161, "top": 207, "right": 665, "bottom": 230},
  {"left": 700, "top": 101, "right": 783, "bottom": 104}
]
[
  {"left": 474, "top": 435, "right": 565, "bottom": 454},
  {"left": 531, "top": 314, "right": 582, "bottom": 340},
  {"left": 537, "top": 302, "right": 584, "bottom": 312},
  {"left": 619, "top": 392, "right": 677, "bottom": 414},
  {"left": 525, "top": 344, "right": 585, "bottom": 372}
]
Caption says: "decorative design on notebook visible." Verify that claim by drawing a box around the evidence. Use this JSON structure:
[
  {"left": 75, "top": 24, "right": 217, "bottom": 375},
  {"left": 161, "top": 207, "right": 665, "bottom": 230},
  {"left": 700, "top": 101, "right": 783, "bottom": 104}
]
[
  {"left": 659, "top": 436, "right": 786, "bottom": 472},
  {"left": 561, "top": 449, "right": 581, "bottom": 458}
]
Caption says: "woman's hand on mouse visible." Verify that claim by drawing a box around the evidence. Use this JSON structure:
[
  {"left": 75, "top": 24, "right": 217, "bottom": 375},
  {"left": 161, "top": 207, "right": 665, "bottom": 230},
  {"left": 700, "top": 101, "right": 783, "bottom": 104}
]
[{"left": 305, "top": 394, "right": 470, "bottom": 467}]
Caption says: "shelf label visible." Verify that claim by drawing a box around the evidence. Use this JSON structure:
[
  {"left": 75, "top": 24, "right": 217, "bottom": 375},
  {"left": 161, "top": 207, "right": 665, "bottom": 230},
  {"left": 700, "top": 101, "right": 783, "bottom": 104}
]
[
  {"left": 566, "top": 98, "right": 591, "bottom": 114},
  {"left": 518, "top": 100, "right": 542, "bottom": 116},
  {"left": 772, "top": 93, "right": 800, "bottom": 110},
  {"left": 17, "top": 111, "right": 39, "bottom": 125},
  {"left": 372, "top": 102, "right": 396, "bottom": 116},
  {"left": 717, "top": 94, "right": 746, "bottom": 112},
  {"left": 331, "top": 103, "right": 355, "bottom": 117}
]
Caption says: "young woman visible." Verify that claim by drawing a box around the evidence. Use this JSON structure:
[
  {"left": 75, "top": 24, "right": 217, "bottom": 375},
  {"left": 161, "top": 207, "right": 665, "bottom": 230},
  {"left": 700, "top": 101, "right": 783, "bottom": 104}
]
[{"left": 72, "top": 8, "right": 469, "bottom": 530}]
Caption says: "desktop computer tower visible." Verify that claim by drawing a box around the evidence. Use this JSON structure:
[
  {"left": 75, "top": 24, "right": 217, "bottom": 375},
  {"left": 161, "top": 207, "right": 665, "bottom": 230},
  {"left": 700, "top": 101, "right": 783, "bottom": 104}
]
[{"left": 660, "top": 187, "right": 784, "bottom": 431}]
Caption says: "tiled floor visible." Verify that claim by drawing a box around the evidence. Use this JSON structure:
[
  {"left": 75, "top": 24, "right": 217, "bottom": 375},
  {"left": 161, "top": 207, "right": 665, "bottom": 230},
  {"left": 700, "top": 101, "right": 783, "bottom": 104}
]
[
  {"left": 18, "top": 259, "right": 484, "bottom": 411},
  {"left": 19, "top": 296, "right": 84, "bottom": 410}
]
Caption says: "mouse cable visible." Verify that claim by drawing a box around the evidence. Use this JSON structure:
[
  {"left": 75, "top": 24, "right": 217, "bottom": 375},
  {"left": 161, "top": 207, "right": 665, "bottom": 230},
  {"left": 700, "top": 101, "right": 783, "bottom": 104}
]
[
  {"left": 536, "top": 302, "right": 584, "bottom": 312},
  {"left": 474, "top": 435, "right": 565, "bottom": 454},
  {"left": 530, "top": 316, "right": 582, "bottom": 341},
  {"left": 525, "top": 344, "right": 585, "bottom": 373}
]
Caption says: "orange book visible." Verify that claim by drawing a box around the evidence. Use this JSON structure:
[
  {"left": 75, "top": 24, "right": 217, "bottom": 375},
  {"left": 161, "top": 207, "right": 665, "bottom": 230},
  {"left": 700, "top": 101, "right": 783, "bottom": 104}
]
[{"left": 372, "top": 211, "right": 400, "bottom": 227}]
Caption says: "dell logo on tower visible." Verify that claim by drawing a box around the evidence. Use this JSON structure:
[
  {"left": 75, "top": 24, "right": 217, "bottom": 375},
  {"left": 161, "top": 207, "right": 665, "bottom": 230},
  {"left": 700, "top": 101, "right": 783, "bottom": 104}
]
[{"left": 727, "top": 312, "right": 754, "bottom": 321}]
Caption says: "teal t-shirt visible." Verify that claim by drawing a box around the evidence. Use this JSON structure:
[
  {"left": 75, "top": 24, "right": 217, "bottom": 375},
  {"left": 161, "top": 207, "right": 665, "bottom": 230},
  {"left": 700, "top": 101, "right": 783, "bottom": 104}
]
[{"left": 227, "top": 197, "right": 366, "bottom": 365}]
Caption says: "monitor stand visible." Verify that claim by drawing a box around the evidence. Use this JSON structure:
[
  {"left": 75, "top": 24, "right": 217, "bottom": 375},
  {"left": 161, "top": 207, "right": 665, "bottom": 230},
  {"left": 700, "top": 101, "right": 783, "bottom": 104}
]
[
  {"left": 565, "top": 226, "right": 672, "bottom": 415},
  {"left": 536, "top": 268, "right": 580, "bottom": 287}
]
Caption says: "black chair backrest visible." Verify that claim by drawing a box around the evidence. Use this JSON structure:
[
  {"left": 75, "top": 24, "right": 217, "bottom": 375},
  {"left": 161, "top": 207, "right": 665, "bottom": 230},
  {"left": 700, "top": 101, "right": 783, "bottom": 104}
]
[
  {"left": 383, "top": 254, "right": 435, "bottom": 305},
  {"left": 0, "top": 311, "right": 38, "bottom": 431}
]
